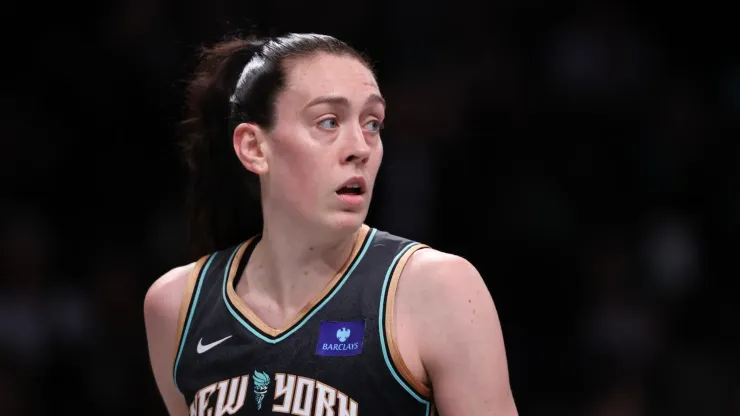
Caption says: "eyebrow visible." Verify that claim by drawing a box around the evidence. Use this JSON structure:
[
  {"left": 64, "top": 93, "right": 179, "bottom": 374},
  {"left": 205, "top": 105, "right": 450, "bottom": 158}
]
[{"left": 303, "top": 93, "right": 386, "bottom": 110}]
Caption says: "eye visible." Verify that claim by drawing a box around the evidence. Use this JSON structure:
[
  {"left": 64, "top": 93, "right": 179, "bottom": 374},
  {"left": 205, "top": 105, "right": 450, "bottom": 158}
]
[
  {"left": 365, "top": 119, "right": 384, "bottom": 133},
  {"left": 318, "top": 118, "right": 338, "bottom": 129}
]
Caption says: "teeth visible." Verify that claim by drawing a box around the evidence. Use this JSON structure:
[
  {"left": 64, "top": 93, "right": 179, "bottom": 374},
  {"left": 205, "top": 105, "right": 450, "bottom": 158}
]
[{"left": 347, "top": 184, "right": 360, "bottom": 188}]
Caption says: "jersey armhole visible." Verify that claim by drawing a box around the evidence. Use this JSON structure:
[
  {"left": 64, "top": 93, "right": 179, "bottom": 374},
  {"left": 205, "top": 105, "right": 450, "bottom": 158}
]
[
  {"left": 172, "top": 255, "right": 210, "bottom": 372},
  {"left": 381, "top": 243, "right": 432, "bottom": 401}
]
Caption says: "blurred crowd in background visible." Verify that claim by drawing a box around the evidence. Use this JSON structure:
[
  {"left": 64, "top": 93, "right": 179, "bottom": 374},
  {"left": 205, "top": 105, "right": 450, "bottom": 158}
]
[{"left": 1, "top": 1, "right": 738, "bottom": 415}]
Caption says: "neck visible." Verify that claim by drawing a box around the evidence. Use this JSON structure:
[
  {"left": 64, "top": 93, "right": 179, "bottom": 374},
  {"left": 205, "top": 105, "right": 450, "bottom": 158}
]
[{"left": 244, "top": 218, "right": 363, "bottom": 310}]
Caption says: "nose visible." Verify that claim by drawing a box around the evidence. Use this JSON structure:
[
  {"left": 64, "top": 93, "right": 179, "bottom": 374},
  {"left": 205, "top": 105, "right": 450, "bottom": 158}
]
[{"left": 341, "top": 123, "right": 371, "bottom": 165}]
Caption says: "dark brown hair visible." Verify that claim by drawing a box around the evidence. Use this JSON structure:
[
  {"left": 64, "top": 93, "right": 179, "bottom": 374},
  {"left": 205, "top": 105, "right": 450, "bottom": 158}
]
[{"left": 180, "top": 33, "right": 371, "bottom": 258}]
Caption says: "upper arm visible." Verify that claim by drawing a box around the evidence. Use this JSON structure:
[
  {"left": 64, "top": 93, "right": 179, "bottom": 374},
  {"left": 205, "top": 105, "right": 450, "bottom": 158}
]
[
  {"left": 144, "top": 261, "right": 200, "bottom": 416},
  {"left": 402, "top": 250, "right": 518, "bottom": 416}
]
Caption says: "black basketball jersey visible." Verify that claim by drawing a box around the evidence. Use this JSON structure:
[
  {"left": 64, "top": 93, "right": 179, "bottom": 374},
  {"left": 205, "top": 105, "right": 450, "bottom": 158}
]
[{"left": 172, "top": 224, "right": 437, "bottom": 416}]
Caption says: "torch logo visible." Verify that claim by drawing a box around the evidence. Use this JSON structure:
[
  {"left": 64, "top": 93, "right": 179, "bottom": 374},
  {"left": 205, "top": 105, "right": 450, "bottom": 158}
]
[{"left": 252, "top": 370, "right": 270, "bottom": 410}]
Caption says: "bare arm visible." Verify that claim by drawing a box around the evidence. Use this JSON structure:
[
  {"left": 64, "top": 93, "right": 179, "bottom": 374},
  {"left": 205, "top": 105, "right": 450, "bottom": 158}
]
[
  {"left": 403, "top": 250, "right": 518, "bottom": 415},
  {"left": 144, "top": 263, "right": 197, "bottom": 416}
]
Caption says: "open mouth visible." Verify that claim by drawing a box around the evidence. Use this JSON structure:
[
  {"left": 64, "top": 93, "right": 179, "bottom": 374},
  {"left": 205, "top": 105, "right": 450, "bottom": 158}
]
[
  {"left": 336, "top": 184, "right": 364, "bottom": 196},
  {"left": 336, "top": 178, "right": 366, "bottom": 196}
]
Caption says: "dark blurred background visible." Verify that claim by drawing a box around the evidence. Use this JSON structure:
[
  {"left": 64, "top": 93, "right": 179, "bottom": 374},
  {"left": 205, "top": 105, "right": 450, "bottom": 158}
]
[{"left": 1, "top": 0, "right": 738, "bottom": 415}]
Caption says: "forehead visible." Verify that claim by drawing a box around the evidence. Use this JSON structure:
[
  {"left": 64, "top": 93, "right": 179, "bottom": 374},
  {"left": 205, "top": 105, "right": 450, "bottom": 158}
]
[{"left": 282, "top": 53, "right": 380, "bottom": 104}]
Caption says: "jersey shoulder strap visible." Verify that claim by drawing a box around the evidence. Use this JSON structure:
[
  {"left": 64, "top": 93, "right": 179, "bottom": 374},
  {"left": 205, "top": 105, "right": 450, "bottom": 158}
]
[{"left": 171, "top": 247, "right": 235, "bottom": 391}]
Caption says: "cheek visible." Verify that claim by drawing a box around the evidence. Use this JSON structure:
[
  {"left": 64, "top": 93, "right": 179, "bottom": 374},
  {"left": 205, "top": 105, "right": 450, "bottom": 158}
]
[
  {"left": 368, "top": 141, "right": 384, "bottom": 181},
  {"left": 376, "top": 140, "right": 384, "bottom": 167},
  {"left": 272, "top": 139, "right": 324, "bottom": 197}
]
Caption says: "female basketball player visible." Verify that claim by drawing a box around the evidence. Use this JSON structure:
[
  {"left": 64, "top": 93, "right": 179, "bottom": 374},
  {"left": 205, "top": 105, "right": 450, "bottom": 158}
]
[{"left": 144, "top": 33, "right": 518, "bottom": 415}]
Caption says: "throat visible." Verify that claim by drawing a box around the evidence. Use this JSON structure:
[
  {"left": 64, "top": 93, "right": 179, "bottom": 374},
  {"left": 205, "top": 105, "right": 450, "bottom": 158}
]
[
  {"left": 230, "top": 225, "right": 364, "bottom": 331},
  {"left": 238, "top": 291, "right": 307, "bottom": 330},
  {"left": 232, "top": 258, "right": 344, "bottom": 332},
  {"left": 234, "top": 266, "right": 341, "bottom": 332}
]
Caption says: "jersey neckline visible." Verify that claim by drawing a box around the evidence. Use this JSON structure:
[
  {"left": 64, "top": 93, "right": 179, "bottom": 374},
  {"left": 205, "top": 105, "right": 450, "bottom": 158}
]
[{"left": 222, "top": 224, "right": 376, "bottom": 343}]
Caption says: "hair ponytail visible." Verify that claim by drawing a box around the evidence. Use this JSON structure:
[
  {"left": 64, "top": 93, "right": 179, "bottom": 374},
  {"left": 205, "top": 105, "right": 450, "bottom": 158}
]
[{"left": 180, "top": 37, "right": 264, "bottom": 258}]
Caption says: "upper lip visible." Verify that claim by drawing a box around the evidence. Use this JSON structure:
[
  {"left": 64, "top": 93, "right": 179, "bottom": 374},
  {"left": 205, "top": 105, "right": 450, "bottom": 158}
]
[{"left": 337, "top": 176, "right": 367, "bottom": 194}]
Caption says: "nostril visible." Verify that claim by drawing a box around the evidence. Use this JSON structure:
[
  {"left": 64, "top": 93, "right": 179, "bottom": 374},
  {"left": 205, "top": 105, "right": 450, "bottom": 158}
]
[{"left": 346, "top": 154, "right": 366, "bottom": 163}]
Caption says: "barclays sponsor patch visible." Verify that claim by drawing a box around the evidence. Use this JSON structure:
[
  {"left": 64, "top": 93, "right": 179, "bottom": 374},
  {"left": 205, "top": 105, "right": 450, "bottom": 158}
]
[{"left": 316, "top": 320, "right": 365, "bottom": 357}]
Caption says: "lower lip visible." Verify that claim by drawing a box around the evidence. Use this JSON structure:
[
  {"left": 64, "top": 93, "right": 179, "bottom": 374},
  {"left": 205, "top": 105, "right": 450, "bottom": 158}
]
[{"left": 336, "top": 192, "right": 365, "bottom": 206}]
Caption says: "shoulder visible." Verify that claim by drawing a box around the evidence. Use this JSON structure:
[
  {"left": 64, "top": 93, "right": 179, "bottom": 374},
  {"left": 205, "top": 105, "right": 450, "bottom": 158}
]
[
  {"left": 399, "top": 247, "right": 486, "bottom": 304},
  {"left": 143, "top": 259, "right": 208, "bottom": 415},
  {"left": 382, "top": 238, "right": 519, "bottom": 414},
  {"left": 144, "top": 260, "right": 202, "bottom": 327},
  {"left": 143, "top": 256, "right": 210, "bottom": 364},
  {"left": 396, "top": 246, "right": 500, "bottom": 359}
]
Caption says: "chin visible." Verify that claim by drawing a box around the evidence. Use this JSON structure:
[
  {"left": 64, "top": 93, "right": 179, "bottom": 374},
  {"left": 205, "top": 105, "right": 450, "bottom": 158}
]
[{"left": 325, "top": 210, "right": 367, "bottom": 233}]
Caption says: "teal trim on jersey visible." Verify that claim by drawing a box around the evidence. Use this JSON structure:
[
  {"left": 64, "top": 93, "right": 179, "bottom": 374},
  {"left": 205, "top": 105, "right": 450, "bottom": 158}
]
[
  {"left": 223, "top": 228, "right": 377, "bottom": 344},
  {"left": 173, "top": 253, "right": 217, "bottom": 392},
  {"left": 378, "top": 242, "right": 432, "bottom": 413}
]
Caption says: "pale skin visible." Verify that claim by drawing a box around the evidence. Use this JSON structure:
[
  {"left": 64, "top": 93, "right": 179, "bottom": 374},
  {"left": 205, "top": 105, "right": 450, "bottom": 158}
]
[{"left": 144, "top": 52, "right": 518, "bottom": 415}]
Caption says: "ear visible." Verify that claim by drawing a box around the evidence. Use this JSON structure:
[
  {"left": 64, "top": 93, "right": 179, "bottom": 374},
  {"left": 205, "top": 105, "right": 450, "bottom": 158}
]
[{"left": 233, "top": 122, "right": 268, "bottom": 175}]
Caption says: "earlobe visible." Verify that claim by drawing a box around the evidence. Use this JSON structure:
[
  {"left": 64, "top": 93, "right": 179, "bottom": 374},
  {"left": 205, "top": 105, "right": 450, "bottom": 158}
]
[{"left": 233, "top": 123, "right": 268, "bottom": 175}]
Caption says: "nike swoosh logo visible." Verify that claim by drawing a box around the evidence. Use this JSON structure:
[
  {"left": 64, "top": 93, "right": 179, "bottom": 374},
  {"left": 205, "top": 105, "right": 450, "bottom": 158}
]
[{"left": 196, "top": 335, "right": 233, "bottom": 354}]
